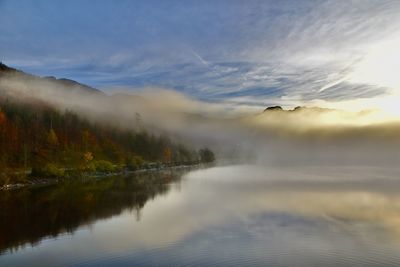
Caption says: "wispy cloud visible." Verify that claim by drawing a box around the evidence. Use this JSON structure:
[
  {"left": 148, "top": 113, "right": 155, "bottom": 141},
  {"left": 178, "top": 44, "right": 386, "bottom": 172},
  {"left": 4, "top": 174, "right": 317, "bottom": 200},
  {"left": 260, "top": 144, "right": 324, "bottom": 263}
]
[{"left": 2, "top": 0, "right": 400, "bottom": 111}]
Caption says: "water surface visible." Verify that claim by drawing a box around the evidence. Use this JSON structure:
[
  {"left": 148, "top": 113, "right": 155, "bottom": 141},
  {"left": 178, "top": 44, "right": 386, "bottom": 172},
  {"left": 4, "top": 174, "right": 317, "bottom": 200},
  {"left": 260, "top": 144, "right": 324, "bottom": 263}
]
[{"left": 1, "top": 165, "right": 400, "bottom": 266}]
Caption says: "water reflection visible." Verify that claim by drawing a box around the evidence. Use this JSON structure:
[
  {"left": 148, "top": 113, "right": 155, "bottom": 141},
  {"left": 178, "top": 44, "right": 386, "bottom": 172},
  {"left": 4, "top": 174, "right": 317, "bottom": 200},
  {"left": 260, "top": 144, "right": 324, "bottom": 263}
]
[
  {"left": 183, "top": 165, "right": 400, "bottom": 241},
  {"left": 2, "top": 165, "right": 400, "bottom": 266},
  {"left": 0, "top": 169, "right": 183, "bottom": 254}
]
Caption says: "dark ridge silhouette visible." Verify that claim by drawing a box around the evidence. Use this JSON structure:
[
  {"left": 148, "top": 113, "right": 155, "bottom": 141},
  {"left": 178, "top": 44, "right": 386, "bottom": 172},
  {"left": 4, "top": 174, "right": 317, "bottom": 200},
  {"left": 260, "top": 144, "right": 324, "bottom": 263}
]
[
  {"left": 0, "top": 62, "right": 102, "bottom": 95},
  {"left": 0, "top": 62, "right": 17, "bottom": 73},
  {"left": 263, "top": 105, "right": 333, "bottom": 113},
  {"left": 263, "top": 106, "right": 283, "bottom": 112}
]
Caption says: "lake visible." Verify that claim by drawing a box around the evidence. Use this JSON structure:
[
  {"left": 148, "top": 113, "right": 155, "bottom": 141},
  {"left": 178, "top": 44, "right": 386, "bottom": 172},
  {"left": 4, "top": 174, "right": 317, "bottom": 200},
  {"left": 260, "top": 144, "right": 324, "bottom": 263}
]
[{"left": 1, "top": 165, "right": 400, "bottom": 266}]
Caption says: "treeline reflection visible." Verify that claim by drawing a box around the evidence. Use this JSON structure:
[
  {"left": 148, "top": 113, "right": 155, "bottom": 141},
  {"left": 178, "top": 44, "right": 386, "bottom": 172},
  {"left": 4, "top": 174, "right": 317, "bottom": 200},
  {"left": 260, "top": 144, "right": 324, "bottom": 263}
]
[{"left": 0, "top": 169, "right": 185, "bottom": 254}]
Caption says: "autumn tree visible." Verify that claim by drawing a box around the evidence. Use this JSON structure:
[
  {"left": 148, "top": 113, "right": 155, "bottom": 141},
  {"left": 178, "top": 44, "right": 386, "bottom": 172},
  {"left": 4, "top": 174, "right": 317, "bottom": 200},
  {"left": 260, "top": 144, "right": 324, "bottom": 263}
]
[
  {"left": 0, "top": 109, "right": 6, "bottom": 166},
  {"left": 163, "top": 146, "right": 172, "bottom": 165},
  {"left": 47, "top": 129, "right": 59, "bottom": 146},
  {"left": 0, "top": 109, "right": 6, "bottom": 124},
  {"left": 0, "top": 97, "right": 214, "bottom": 183}
]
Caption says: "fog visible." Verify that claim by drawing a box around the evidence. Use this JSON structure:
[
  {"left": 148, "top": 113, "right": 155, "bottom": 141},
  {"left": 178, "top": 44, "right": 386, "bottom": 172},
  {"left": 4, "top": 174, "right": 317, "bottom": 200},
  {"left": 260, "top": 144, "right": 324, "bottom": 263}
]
[{"left": 1, "top": 70, "right": 400, "bottom": 167}]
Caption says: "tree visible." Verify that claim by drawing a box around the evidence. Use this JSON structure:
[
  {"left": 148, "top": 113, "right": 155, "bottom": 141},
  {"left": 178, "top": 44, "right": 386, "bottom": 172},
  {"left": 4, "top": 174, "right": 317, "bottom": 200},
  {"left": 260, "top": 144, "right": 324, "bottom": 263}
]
[
  {"left": 0, "top": 98, "right": 203, "bottom": 181},
  {"left": 81, "top": 129, "right": 90, "bottom": 151},
  {"left": 47, "top": 129, "right": 59, "bottom": 146},
  {"left": 0, "top": 110, "right": 6, "bottom": 124},
  {"left": 199, "top": 148, "right": 215, "bottom": 163},
  {"left": 163, "top": 146, "right": 172, "bottom": 164},
  {"left": 0, "top": 110, "right": 6, "bottom": 166}
]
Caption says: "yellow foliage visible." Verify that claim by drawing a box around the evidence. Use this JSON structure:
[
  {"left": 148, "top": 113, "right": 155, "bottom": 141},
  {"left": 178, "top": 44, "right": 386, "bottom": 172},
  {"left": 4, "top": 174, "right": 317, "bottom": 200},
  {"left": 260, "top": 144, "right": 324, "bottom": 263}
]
[
  {"left": 47, "top": 129, "right": 59, "bottom": 146},
  {"left": 83, "top": 151, "right": 94, "bottom": 162}
]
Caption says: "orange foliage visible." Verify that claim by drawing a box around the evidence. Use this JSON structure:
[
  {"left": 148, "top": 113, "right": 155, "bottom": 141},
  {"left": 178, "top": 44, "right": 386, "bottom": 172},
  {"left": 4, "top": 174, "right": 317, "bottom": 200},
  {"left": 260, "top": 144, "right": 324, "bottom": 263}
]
[
  {"left": 163, "top": 146, "right": 172, "bottom": 163},
  {"left": 0, "top": 110, "right": 6, "bottom": 125},
  {"left": 83, "top": 151, "right": 94, "bottom": 162}
]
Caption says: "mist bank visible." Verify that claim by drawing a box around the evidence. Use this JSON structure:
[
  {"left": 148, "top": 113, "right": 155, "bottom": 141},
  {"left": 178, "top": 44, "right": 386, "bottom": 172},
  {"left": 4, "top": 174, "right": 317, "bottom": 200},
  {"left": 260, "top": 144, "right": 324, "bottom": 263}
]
[
  {"left": 1, "top": 63, "right": 400, "bottom": 167},
  {"left": 0, "top": 63, "right": 230, "bottom": 147}
]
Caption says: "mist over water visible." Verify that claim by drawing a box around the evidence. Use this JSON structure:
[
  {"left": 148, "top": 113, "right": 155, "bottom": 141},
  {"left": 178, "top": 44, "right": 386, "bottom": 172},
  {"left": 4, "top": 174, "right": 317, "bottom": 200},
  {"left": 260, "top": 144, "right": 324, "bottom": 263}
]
[
  {"left": 2, "top": 165, "right": 400, "bottom": 266},
  {"left": 2, "top": 71, "right": 400, "bottom": 168}
]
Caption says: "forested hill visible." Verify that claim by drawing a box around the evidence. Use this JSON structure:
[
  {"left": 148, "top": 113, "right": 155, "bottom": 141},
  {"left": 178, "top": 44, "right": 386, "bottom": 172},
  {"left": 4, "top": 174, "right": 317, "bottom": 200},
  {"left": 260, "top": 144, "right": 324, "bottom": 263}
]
[
  {"left": 0, "top": 62, "right": 102, "bottom": 95},
  {"left": 0, "top": 63, "right": 215, "bottom": 185}
]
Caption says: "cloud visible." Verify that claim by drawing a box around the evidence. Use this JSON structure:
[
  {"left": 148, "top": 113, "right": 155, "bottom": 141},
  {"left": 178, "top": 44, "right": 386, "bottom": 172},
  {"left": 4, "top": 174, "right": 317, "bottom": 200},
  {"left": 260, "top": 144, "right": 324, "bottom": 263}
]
[{"left": 2, "top": 0, "right": 400, "bottom": 110}]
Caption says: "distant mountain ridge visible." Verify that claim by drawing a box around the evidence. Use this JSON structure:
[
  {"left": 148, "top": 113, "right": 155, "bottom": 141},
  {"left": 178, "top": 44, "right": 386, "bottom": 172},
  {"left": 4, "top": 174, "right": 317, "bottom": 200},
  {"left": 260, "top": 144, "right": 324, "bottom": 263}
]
[
  {"left": 263, "top": 105, "right": 334, "bottom": 113},
  {"left": 0, "top": 62, "right": 17, "bottom": 73},
  {"left": 0, "top": 62, "right": 103, "bottom": 95}
]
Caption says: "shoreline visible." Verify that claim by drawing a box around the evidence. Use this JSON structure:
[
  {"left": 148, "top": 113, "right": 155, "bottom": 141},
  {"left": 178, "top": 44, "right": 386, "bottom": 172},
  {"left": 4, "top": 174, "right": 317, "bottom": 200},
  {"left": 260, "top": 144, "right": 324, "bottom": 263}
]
[{"left": 0, "top": 163, "right": 204, "bottom": 191}]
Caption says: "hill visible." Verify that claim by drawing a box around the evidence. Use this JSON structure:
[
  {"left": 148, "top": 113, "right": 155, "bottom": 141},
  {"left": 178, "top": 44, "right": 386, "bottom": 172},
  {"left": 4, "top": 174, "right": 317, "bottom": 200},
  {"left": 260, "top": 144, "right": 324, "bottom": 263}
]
[{"left": 0, "top": 63, "right": 215, "bottom": 185}]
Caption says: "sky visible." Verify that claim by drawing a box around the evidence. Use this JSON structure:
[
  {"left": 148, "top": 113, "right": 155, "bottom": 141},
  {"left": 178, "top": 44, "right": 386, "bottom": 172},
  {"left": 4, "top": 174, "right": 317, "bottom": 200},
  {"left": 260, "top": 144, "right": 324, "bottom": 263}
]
[{"left": 1, "top": 0, "right": 400, "bottom": 112}]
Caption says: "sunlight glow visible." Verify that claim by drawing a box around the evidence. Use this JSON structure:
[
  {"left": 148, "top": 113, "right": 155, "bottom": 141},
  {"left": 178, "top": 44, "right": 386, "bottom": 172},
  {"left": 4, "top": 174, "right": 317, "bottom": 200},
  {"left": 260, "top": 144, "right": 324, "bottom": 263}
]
[
  {"left": 332, "top": 37, "right": 400, "bottom": 117},
  {"left": 349, "top": 38, "right": 400, "bottom": 89}
]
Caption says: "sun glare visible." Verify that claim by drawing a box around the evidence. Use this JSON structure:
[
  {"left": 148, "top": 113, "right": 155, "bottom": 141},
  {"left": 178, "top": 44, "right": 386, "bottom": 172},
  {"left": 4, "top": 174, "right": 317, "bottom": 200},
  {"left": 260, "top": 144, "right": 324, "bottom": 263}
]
[{"left": 349, "top": 38, "right": 400, "bottom": 90}]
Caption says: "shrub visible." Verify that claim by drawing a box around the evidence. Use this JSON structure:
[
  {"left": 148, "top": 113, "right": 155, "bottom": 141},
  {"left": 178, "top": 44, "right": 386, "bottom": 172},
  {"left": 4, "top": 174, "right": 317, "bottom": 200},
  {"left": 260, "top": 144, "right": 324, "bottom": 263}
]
[
  {"left": 93, "top": 160, "right": 116, "bottom": 173},
  {"left": 127, "top": 156, "right": 145, "bottom": 171},
  {"left": 199, "top": 148, "right": 215, "bottom": 163},
  {"left": 31, "top": 163, "right": 65, "bottom": 178}
]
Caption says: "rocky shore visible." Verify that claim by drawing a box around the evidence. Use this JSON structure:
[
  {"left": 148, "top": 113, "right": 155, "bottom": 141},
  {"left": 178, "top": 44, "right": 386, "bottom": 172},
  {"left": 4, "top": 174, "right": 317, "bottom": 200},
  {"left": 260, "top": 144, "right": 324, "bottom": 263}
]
[{"left": 0, "top": 164, "right": 202, "bottom": 191}]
